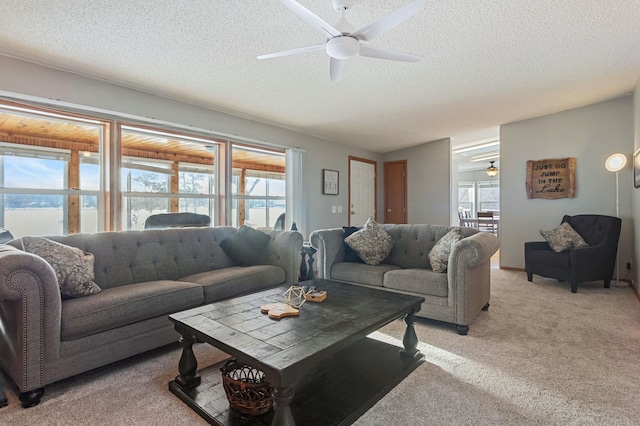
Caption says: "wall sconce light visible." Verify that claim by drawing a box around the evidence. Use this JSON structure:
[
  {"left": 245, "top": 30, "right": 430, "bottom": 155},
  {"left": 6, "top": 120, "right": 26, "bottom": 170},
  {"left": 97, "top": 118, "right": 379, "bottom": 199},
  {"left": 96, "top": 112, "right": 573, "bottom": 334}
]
[{"left": 486, "top": 161, "right": 499, "bottom": 177}]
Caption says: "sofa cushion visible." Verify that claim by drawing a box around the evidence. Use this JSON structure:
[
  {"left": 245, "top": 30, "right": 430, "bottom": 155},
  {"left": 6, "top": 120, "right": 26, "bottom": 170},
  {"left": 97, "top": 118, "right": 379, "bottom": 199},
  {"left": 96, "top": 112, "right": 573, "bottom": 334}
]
[
  {"left": 220, "top": 225, "right": 271, "bottom": 266},
  {"left": 381, "top": 224, "right": 455, "bottom": 269},
  {"left": 60, "top": 280, "right": 203, "bottom": 340},
  {"left": 540, "top": 222, "right": 588, "bottom": 252},
  {"left": 345, "top": 218, "right": 393, "bottom": 266},
  {"left": 342, "top": 226, "right": 363, "bottom": 263},
  {"left": 330, "top": 262, "right": 401, "bottom": 287},
  {"left": 180, "top": 265, "right": 285, "bottom": 303},
  {"left": 384, "top": 269, "right": 448, "bottom": 297},
  {"left": 428, "top": 227, "right": 462, "bottom": 273},
  {"left": 22, "top": 236, "right": 102, "bottom": 298}
]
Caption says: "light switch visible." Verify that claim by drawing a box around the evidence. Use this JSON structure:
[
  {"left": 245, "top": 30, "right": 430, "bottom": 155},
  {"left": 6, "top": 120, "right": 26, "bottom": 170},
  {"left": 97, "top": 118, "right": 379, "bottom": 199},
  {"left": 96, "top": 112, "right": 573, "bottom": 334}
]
[
  {"left": 332, "top": 205, "right": 337, "bottom": 213},
  {"left": 337, "top": 205, "right": 343, "bottom": 213}
]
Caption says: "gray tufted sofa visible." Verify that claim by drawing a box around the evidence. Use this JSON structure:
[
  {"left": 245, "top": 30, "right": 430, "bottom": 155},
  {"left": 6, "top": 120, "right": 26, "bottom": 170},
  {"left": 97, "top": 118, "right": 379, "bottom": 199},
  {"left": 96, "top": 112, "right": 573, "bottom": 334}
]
[
  {"left": 310, "top": 224, "right": 499, "bottom": 335},
  {"left": 0, "top": 226, "right": 302, "bottom": 407}
]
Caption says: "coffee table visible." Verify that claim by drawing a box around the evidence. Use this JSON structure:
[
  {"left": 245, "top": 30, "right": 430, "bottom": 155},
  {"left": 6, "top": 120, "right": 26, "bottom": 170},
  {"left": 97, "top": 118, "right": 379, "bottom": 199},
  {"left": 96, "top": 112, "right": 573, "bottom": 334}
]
[{"left": 168, "top": 279, "right": 425, "bottom": 425}]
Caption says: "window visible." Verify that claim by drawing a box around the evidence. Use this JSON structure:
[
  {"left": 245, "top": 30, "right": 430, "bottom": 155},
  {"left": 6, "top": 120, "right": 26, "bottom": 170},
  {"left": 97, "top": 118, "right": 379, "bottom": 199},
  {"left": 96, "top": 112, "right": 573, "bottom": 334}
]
[
  {"left": 457, "top": 181, "right": 475, "bottom": 217},
  {"left": 0, "top": 105, "right": 105, "bottom": 237},
  {"left": 0, "top": 101, "right": 298, "bottom": 236},
  {"left": 119, "top": 126, "right": 219, "bottom": 230},
  {"left": 478, "top": 181, "right": 500, "bottom": 213},
  {"left": 231, "top": 145, "right": 286, "bottom": 229}
]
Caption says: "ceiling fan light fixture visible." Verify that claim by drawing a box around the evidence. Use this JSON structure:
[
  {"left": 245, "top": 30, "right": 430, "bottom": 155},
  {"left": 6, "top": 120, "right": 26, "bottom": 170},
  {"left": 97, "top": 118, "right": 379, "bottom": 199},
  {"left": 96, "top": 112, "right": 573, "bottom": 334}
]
[
  {"left": 486, "top": 161, "right": 499, "bottom": 177},
  {"left": 326, "top": 37, "right": 360, "bottom": 60}
]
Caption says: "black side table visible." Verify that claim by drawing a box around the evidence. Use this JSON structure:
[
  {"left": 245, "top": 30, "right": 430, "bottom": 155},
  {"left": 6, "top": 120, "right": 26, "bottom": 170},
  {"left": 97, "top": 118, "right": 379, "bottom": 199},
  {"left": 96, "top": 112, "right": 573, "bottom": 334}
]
[{"left": 301, "top": 244, "right": 317, "bottom": 281}]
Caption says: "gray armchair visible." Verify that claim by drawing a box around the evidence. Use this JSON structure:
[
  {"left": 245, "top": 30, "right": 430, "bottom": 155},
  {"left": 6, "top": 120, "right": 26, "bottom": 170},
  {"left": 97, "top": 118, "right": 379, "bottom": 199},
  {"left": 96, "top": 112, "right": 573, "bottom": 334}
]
[{"left": 525, "top": 214, "right": 622, "bottom": 293}]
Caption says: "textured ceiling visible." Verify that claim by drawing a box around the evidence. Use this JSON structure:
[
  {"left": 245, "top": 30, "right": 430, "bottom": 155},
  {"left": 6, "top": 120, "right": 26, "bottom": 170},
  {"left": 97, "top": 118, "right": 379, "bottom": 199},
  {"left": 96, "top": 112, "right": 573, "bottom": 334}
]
[{"left": 1, "top": 0, "right": 639, "bottom": 153}]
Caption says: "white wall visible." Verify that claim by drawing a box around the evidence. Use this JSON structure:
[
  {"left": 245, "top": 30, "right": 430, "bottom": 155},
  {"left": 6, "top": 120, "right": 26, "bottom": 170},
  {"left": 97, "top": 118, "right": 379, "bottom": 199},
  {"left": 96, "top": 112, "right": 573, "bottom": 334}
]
[
  {"left": 383, "top": 138, "right": 451, "bottom": 225},
  {"left": 0, "top": 55, "right": 383, "bottom": 240},
  {"left": 500, "top": 96, "right": 634, "bottom": 275}
]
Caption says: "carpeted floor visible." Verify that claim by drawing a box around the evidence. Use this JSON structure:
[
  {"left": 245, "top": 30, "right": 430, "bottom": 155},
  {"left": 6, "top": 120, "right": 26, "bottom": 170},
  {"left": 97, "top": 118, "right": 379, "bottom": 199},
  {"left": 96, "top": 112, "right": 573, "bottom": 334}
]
[{"left": 2, "top": 267, "right": 639, "bottom": 425}]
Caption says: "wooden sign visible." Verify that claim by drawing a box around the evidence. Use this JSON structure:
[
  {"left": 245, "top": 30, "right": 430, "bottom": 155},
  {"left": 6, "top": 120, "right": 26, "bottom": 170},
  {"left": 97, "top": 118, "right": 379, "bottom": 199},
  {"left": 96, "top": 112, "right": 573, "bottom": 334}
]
[{"left": 526, "top": 158, "right": 576, "bottom": 199}]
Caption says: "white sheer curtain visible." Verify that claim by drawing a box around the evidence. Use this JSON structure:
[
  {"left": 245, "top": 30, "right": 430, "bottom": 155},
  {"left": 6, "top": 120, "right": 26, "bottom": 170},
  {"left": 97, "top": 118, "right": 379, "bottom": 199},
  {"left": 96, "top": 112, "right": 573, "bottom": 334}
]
[{"left": 286, "top": 148, "right": 306, "bottom": 239}]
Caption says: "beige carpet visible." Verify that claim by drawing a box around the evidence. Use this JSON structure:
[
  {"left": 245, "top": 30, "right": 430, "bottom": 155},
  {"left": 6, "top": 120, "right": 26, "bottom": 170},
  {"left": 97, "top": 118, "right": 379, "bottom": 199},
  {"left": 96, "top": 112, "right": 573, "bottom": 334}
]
[{"left": 2, "top": 268, "right": 639, "bottom": 425}]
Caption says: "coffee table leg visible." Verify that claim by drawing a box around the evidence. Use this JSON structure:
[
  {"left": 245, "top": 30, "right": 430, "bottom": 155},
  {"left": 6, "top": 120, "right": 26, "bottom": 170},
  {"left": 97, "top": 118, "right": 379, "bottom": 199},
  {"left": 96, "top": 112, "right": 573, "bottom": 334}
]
[
  {"left": 271, "top": 386, "right": 295, "bottom": 426},
  {"left": 400, "top": 310, "right": 421, "bottom": 360},
  {"left": 174, "top": 333, "right": 201, "bottom": 389}
]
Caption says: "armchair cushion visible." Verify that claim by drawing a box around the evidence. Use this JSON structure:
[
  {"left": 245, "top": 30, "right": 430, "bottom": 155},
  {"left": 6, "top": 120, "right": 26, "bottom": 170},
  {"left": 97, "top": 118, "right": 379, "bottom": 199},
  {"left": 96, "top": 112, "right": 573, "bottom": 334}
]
[{"left": 540, "top": 222, "right": 588, "bottom": 252}]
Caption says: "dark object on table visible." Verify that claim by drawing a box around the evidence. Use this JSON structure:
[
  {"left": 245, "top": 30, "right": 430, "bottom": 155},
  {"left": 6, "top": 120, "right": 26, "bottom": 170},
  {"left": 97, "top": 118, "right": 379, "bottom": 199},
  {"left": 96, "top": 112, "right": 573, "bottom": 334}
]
[
  {"left": 524, "top": 214, "right": 622, "bottom": 293},
  {"left": 144, "top": 212, "right": 210, "bottom": 229},
  {"left": 221, "top": 358, "right": 272, "bottom": 416},
  {"left": 0, "top": 386, "right": 7, "bottom": 408}
]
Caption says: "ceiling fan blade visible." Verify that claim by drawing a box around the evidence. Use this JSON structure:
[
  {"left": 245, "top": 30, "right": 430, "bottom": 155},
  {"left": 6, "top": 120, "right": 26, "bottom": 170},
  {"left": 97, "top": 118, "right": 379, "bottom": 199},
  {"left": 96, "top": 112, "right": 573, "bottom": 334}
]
[
  {"left": 351, "top": 0, "right": 426, "bottom": 42},
  {"left": 257, "top": 43, "right": 325, "bottom": 60},
  {"left": 279, "top": 0, "right": 342, "bottom": 39},
  {"left": 359, "top": 45, "right": 421, "bottom": 62},
  {"left": 330, "top": 58, "right": 346, "bottom": 82}
]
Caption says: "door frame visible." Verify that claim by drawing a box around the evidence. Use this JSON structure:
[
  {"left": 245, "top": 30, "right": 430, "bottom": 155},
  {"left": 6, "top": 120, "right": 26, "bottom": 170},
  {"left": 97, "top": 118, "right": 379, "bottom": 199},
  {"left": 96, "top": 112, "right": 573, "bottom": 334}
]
[{"left": 348, "top": 156, "right": 377, "bottom": 226}]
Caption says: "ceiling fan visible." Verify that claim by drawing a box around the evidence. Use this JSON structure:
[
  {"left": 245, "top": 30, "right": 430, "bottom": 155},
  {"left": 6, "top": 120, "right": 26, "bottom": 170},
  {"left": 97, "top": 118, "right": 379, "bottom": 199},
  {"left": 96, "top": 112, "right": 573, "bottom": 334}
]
[{"left": 258, "top": 0, "right": 427, "bottom": 82}]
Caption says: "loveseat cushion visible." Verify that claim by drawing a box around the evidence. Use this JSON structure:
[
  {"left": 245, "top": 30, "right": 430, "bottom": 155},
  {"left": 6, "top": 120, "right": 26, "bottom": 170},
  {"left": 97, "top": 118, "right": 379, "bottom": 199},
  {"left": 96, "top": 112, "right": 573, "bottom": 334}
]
[
  {"left": 330, "top": 262, "right": 400, "bottom": 287},
  {"left": 383, "top": 269, "right": 448, "bottom": 297},
  {"left": 180, "top": 265, "right": 285, "bottom": 303},
  {"left": 60, "top": 280, "right": 204, "bottom": 341}
]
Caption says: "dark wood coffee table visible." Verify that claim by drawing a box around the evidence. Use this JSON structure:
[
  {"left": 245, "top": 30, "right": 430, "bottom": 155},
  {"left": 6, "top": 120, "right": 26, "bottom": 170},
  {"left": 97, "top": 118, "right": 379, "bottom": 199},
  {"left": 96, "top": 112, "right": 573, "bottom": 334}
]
[{"left": 168, "top": 279, "right": 425, "bottom": 425}]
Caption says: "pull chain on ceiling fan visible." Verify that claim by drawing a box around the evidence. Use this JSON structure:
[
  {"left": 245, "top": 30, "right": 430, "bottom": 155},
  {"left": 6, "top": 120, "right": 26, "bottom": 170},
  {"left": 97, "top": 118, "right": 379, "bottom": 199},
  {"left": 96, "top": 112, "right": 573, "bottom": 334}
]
[{"left": 258, "top": 0, "right": 427, "bottom": 82}]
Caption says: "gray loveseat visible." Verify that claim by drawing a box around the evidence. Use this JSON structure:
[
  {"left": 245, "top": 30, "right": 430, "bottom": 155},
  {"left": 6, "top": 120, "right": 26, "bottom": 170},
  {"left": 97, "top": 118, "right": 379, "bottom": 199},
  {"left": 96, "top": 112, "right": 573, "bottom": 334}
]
[
  {"left": 0, "top": 226, "right": 302, "bottom": 407},
  {"left": 310, "top": 224, "right": 499, "bottom": 335}
]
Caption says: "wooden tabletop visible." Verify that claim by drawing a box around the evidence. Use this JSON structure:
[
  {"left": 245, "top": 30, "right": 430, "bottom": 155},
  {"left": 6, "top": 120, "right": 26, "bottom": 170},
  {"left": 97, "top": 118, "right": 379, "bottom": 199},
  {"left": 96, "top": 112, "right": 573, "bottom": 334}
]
[{"left": 169, "top": 279, "right": 424, "bottom": 388}]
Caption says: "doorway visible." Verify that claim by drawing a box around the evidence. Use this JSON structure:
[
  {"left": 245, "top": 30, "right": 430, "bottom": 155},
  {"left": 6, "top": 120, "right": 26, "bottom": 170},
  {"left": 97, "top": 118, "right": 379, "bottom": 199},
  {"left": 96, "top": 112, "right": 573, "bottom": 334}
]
[
  {"left": 384, "top": 160, "right": 407, "bottom": 224},
  {"left": 348, "top": 156, "right": 376, "bottom": 226}
]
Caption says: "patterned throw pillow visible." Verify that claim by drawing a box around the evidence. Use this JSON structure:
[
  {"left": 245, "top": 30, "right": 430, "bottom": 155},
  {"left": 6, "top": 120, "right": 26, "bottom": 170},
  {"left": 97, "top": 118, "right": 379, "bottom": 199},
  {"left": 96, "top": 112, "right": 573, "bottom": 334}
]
[
  {"left": 220, "top": 225, "right": 271, "bottom": 266},
  {"left": 540, "top": 222, "right": 588, "bottom": 252},
  {"left": 22, "top": 236, "right": 101, "bottom": 298},
  {"left": 428, "top": 227, "right": 462, "bottom": 273},
  {"left": 344, "top": 218, "right": 393, "bottom": 266}
]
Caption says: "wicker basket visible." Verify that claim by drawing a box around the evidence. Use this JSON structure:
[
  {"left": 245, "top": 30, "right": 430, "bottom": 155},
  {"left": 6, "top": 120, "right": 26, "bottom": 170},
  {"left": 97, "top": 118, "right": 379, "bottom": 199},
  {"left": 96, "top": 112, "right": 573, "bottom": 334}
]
[{"left": 221, "top": 358, "right": 273, "bottom": 416}]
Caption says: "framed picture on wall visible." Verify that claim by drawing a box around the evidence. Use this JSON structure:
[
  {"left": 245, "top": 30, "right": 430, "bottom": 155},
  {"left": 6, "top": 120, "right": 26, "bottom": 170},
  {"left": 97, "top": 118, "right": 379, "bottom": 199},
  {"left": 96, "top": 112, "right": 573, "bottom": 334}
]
[
  {"left": 634, "top": 149, "right": 640, "bottom": 188},
  {"left": 322, "top": 169, "right": 339, "bottom": 195}
]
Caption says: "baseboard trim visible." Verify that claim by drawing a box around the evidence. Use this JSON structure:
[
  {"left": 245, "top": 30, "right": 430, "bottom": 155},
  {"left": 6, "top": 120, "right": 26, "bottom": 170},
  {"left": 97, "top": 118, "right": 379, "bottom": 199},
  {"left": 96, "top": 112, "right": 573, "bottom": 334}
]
[{"left": 499, "top": 266, "right": 524, "bottom": 272}]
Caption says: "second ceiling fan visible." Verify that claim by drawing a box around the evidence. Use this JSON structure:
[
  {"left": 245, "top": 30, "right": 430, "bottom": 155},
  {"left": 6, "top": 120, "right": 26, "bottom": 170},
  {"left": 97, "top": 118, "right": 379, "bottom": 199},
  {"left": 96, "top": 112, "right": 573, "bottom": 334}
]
[{"left": 258, "top": 0, "right": 427, "bottom": 82}]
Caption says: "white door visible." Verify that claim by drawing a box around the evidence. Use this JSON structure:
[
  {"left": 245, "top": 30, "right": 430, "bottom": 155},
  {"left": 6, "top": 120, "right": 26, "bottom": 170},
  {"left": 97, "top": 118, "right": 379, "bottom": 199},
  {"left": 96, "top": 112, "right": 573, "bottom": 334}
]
[{"left": 349, "top": 158, "right": 376, "bottom": 226}]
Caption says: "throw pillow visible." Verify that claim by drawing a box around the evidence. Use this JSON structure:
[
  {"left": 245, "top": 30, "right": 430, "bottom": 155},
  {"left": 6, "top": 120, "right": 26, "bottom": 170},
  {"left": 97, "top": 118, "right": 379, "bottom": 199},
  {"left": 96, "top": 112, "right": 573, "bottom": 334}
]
[
  {"left": 428, "top": 227, "right": 462, "bottom": 273},
  {"left": 22, "top": 236, "right": 101, "bottom": 298},
  {"left": 220, "top": 225, "right": 271, "bottom": 266},
  {"left": 540, "top": 222, "right": 588, "bottom": 253},
  {"left": 344, "top": 218, "right": 393, "bottom": 266},
  {"left": 342, "top": 226, "right": 363, "bottom": 263}
]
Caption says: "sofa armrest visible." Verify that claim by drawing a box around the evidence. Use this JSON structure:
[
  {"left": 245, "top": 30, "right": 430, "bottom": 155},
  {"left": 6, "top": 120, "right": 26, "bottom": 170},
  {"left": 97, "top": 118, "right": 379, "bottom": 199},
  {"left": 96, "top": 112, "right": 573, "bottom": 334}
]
[
  {"left": 265, "top": 230, "right": 304, "bottom": 285},
  {"left": 309, "top": 228, "right": 345, "bottom": 279},
  {"left": 525, "top": 241, "right": 552, "bottom": 253},
  {"left": 447, "top": 231, "right": 499, "bottom": 326},
  {"left": 0, "top": 245, "right": 62, "bottom": 393},
  {"left": 451, "top": 231, "right": 500, "bottom": 269}
]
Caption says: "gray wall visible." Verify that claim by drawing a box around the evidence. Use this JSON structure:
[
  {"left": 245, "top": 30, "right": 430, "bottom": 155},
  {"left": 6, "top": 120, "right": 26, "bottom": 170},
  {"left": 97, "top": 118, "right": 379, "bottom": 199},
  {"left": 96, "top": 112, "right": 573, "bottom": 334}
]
[
  {"left": 0, "top": 55, "right": 383, "bottom": 240},
  {"left": 383, "top": 138, "right": 451, "bottom": 225},
  {"left": 633, "top": 78, "right": 640, "bottom": 291},
  {"left": 500, "top": 96, "right": 634, "bottom": 274}
]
